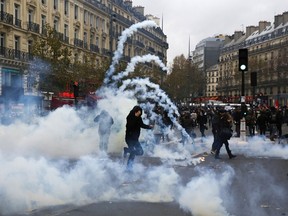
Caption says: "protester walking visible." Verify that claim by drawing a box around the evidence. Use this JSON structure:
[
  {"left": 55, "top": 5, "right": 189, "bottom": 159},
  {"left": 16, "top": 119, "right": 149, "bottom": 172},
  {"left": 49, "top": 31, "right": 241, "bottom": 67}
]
[{"left": 214, "top": 111, "right": 236, "bottom": 159}]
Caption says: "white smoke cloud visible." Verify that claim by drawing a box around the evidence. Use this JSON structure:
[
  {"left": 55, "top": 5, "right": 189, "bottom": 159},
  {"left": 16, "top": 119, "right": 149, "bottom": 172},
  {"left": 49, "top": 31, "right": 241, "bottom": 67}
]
[
  {"left": 178, "top": 166, "right": 234, "bottom": 216},
  {"left": 1, "top": 19, "right": 287, "bottom": 216}
]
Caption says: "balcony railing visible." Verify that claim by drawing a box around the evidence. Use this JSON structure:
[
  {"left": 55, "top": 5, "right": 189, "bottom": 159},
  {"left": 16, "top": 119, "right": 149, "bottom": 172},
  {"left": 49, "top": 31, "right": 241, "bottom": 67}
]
[
  {"left": 27, "top": 22, "right": 40, "bottom": 33},
  {"left": 74, "top": 38, "right": 83, "bottom": 48},
  {"left": 90, "top": 44, "right": 99, "bottom": 53},
  {"left": 0, "top": 11, "right": 13, "bottom": 25},
  {"left": 14, "top": 18, "right": 22, "bottom": 28},
  {"left": 134, "top": 40, "right": 145, "bottom": 48},
  {"left": 101, "top": 48, "right": 110, "bottom": 56},
  {"left": 0, "top": 46, "right": 32, "bottom": 62},
  {"left": 64, "top": 36, "right": 69, "bottom": 44}
]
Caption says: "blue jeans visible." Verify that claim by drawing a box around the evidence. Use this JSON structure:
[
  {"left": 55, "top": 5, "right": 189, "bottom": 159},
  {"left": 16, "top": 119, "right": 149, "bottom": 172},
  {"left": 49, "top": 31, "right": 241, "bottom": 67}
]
[{"left": 125, "top": 138, "right": 144, "bottom": 170}]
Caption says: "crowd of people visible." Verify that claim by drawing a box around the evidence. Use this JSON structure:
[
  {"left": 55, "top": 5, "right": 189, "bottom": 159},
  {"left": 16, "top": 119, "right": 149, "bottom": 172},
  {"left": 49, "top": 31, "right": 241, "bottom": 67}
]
[
  {"left": 94, "top": 103, "right": 287, "bottom": 171},
  {"left": 178, "top": 104, "right": 288, "bottom": 141}
]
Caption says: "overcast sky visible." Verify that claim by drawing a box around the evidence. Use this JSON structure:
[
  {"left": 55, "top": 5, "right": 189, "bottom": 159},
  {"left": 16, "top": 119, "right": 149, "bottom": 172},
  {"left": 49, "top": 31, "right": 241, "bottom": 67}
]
[{"left": 132, "top": 0, "right": 288, "bottom": 66}]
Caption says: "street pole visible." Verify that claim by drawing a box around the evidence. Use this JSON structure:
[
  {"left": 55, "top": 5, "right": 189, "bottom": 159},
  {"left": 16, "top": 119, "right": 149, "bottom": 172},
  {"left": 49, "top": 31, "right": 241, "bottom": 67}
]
[
  {"left": 239, "top": 49, "right": 248, "bottom": 142},
  {"left": 241, "top": 70, "right": 245, "bottom": 97}
]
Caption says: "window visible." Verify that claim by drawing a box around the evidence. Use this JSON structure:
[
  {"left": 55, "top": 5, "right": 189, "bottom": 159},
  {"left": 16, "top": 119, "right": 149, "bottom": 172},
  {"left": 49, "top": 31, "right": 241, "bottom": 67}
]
[
  {"left": 96, "top": 37, "right": 99, "bottom": 46},
  {"left": 28, "top": 9, "right": 33, "bottom": 23},
  {"left": 53, "top": 0, "right": 58, "bottom": 10},
  {"left": 53, "top": 18, "right": 59, "bottom": 31},
  {"left": 64, "top": 0, "right": 69, "bottom": 15},
  {"left": 14, "top": 36, "right": 20, "bottom": 58},
  {"left": 41, "top": 14, "right": 46, "bottom": 34},
  {"left": 64, "top": 24, "right": 68, "bottom": 37},
  {"left": 74, "top": 28, "right": 79, "bottom": 39},
  {"left": 74, "top": 5, "right": 78, "bottom": 19},
  {"left": 84, "top": 10, "right": 88, "bottom": 24},
  {"left": 28, "top": 40, "right": 32, "bottom": 59},
  {"left": 84, "top": 32, "right": 87, "bottom": 44},
  {"left": 0, "top": 33, "right": 5, "bottom": 55},
  {"left": 0, "top": 0, "right": 5, "bottom": 13},
  {"left": 101, "top": 19, "right": 105, "bottom": 31},
  {"left": 14, "top": 4, "right": 21, "bottom": 27},
  {"left": 96, "top": 17, "right": 99, "bottom": 29},
  {"left": 90, "top": 14, "right": 94, "bottom": 27},
  {"left": 90, "top": 33, "right": 94, "bottom": 44}
]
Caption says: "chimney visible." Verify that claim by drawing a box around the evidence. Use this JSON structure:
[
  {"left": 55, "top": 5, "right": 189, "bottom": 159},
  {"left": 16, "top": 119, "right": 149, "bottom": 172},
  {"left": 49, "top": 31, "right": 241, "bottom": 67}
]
[
  {"left": 283, "top": 11, "right": 288, "bottom": 25},
  {"left": 234, "top": 31, "right": 243, "bottom": 41},
  {"left": 258, "top": 21, "right": 271, "bottom": 33},
  {"left": 274, "top": 14, "right": 284, "bottom": 28},
  {"left": 124, "top": 0, "right": 132, "bottom": 7},
  {"left": 246, "top": 26, "right": 258, "bottom": 37},
  {"left": 134, "top": 6, "right": 144, "bottom": 16},
  {"left": 224, "top": 35, "right": 232, "bottom": 45}
]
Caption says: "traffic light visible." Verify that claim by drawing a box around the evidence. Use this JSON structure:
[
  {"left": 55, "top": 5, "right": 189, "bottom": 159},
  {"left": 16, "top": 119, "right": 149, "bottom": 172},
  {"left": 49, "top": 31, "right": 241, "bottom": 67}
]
[
  {"left": 251, "top": 72, "right": 257, "bottom": 86},
  {"left": 238, "top": 49, "right": 248, "bottom": 71}
]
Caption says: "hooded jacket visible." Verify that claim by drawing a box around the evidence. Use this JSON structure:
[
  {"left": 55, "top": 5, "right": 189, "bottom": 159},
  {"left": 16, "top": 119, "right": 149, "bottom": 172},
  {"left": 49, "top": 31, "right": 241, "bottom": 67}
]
[{"left": 125, "top": 108, "right": 151, "bottom": 141}]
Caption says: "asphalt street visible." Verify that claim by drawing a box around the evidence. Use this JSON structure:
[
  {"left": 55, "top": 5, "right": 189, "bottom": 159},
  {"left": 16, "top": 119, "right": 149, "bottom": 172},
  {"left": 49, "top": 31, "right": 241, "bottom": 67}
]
[
  {"left": 10, "top": 124, "right": 288, "bottom": 216},
  {"left": 15, "top": 153, "right": 288, "bottom": 216}
]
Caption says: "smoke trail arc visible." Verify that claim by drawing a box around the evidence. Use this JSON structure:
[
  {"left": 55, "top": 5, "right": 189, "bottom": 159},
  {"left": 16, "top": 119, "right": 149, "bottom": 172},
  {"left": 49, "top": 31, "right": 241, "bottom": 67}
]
[
  {"left": 117, "top": 78, "right": 192, "bottom": 143},
  {"left": 110, "top": 54, "right": 168, "bottom": 85},
  {"left": 103, "top": 20, "right": 158, "bottom": 85}
]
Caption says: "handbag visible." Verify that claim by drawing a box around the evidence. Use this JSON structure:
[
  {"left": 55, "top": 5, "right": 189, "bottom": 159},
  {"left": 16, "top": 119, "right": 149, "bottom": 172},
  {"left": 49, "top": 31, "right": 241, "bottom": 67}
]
[{"left": 220, "top": 127, "right": 233, "bottom": 140}]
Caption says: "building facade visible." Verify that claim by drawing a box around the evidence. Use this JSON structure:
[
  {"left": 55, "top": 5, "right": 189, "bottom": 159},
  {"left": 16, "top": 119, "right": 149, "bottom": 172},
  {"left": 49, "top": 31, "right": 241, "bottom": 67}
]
[
  {"left": 206, "top": 64, "right": 218, "bottom": 97},
  {"left": 0, "top": 0, "right": 168, "bottom": 114},
  {"left": 192, "top": 36, "right": 224, "bottom": 72},
  {"left": 217, "top": 11, "right": 288, "bottom": 106}
]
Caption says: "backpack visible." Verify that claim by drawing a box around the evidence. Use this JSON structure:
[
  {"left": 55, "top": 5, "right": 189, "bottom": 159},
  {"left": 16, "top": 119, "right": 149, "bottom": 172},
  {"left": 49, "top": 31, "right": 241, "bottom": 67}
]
[{"left": 271, "top": 113, "right": 277, "bottom": 122}]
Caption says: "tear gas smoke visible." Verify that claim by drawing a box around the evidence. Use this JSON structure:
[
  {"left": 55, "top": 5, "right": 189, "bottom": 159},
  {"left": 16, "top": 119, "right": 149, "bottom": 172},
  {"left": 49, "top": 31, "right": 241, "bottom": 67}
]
[{"left": 1, "top": 19, "right": 287, "bottom": 216}]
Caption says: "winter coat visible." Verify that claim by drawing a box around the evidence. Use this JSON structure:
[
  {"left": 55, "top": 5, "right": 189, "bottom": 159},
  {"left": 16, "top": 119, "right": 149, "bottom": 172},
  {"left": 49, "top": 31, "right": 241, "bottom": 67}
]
[{"left": 125, "top": 111, "right": 151, "bottom": 141}]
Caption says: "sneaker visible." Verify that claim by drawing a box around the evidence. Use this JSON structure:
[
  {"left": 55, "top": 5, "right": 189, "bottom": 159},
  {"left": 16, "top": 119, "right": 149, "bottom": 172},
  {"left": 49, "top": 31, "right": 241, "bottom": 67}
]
[
  {"left": 123, "top": 147, "right": 129, "bottom": 158},
  {"left": 211, "top": 150, "right": 216, "bottom": 155},
  {"left": 229, "top": 154, "right": 237, "bottom": 159}
]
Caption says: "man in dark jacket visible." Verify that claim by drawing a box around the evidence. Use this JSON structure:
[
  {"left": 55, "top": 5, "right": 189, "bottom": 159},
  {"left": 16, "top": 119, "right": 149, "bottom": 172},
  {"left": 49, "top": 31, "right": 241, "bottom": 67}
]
[
  {"left": 124, "top": 106, "right": 153, "bottom": 171},
  {"left": 214, "top": 111, "right": 236, "bottom": 159},
  {"left": 211, "top": 109, "right": 221, "bottom": 154}
]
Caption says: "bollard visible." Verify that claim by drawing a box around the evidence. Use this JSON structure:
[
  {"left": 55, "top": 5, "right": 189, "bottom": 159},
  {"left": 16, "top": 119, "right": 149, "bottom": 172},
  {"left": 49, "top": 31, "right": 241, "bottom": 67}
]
[{"left": 240, "top": 118, "right": 246, "bottom": 142}]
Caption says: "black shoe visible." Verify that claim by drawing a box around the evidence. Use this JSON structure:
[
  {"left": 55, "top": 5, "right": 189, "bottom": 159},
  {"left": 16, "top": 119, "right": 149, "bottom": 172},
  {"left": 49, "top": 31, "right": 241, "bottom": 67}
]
[
  {"left": 215, "top": 155, "right": 221, "bottom": 159},
  {"left": 123, "top": 147, "right": 129, "bottom": 158},
  {"left": 211, "top": 150, "right": 216, "bottom": 155},
  {"left": 229, "top": 154, "right": 237, "bottom": 159}
]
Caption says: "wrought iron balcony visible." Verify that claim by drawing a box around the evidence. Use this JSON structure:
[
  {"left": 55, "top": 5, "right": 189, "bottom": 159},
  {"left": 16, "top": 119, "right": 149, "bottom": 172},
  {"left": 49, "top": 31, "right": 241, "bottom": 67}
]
[
  {"left": 14, "top": 18, "right": 21, "bottom": 28},
  {"left": 134, "top": 40, "right": 145, "bottom": 48},
  {"left": 0, "top": 11, "right": 13, "bottom": 25},
  {"left": 0, "top": 46, "right": 31, "bottom": 62},
  {"left": 90, "top": 44, "right": 99, "bottom": 53},
  {"left": 27, "top": 22, "right": 40, "bottom": 33},
  {"left": 64, "top": 36, "right": 69, "bottom": 44},
  {"left": 74, "top": 38, "right": 83, "bottom": 48}
]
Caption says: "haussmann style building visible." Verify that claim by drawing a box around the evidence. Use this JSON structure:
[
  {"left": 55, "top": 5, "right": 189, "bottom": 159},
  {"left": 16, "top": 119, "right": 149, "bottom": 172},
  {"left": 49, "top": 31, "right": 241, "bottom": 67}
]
[{"left": 0, "top": 0, "right": 168, "bottom": 115}]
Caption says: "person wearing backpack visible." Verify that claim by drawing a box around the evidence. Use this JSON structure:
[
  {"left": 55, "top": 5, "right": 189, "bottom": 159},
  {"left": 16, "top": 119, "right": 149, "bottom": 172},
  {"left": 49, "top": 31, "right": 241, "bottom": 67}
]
[{"left": 214, "top": 111, "right": 236, "bottom": 159}]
